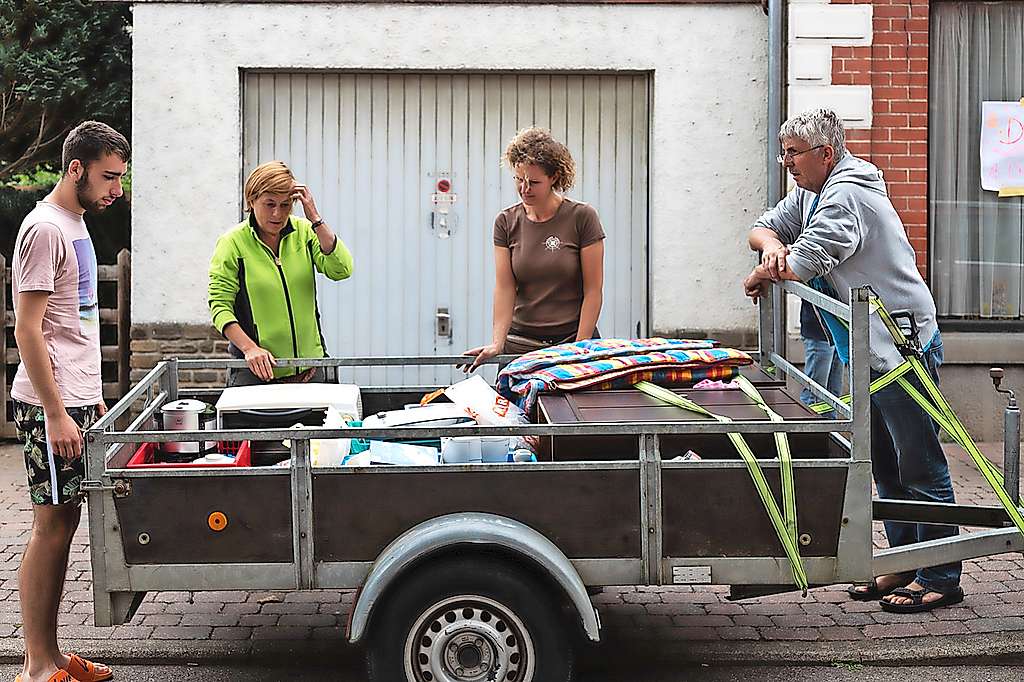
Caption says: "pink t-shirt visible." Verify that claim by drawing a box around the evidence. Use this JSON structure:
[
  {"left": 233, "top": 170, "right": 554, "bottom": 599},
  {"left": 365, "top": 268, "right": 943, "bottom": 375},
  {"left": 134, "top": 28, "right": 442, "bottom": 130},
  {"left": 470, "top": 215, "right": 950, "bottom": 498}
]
[{"left": 11, "top": 202, "right": 102, "bottom": 407}]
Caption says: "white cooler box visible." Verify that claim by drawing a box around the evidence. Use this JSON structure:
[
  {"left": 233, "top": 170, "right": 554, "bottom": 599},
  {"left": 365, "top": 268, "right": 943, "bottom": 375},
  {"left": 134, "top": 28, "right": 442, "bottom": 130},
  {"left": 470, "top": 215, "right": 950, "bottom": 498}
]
[{"left": 215, "top": 383, "right": 363, "bottom": 430}]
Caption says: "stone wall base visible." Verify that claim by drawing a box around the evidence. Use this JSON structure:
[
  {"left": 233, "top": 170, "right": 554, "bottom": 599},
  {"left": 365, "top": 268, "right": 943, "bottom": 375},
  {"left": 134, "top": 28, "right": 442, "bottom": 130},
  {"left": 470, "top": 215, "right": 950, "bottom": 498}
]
[{"left": 130, "top": 323, "right": 229, "bottom": 388}]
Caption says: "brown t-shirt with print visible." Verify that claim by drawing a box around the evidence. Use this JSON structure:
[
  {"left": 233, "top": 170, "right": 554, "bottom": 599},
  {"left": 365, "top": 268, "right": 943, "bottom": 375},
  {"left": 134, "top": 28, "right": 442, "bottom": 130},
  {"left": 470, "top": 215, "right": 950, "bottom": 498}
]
[{"left": 493, "top": 198, "right": 605, "bottom": 339}]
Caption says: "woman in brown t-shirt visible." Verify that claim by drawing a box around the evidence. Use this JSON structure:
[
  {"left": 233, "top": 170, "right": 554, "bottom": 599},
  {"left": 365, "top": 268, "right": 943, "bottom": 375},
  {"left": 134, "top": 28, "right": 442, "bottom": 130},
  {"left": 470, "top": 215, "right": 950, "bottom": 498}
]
[{"left": 463, "top": 127, "right": 606, "bottom": 371}]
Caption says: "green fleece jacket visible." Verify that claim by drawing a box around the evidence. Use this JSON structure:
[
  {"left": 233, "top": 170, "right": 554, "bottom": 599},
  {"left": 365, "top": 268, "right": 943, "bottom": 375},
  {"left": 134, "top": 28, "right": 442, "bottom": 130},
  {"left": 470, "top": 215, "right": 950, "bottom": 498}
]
[{"left": 208, "top": 215, "right": 353, "bottom": 378}]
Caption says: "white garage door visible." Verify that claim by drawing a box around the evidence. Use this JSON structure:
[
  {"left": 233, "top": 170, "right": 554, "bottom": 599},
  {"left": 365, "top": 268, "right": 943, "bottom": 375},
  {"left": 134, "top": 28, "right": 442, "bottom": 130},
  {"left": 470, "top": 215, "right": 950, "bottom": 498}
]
[{"left": 242, "top": 72, "right": 649, "bottom": 385}]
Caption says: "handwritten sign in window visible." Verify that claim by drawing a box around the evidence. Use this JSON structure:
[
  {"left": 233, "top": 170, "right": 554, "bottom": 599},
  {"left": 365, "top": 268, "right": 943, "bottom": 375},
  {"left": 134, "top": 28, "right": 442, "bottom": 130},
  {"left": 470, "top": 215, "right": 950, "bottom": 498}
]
[{"left": 981, "top": 101, "right": 1024, "bottom": 193}]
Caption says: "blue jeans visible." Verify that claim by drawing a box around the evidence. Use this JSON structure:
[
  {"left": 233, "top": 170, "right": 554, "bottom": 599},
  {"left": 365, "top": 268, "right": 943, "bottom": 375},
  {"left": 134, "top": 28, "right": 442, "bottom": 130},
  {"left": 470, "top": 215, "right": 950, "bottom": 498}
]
[
  {"left": 870, "top": 334, "right": 961, "bottom": 592},
  {"left": 800, "top": 337, "right": 843, "bottom": 408}
]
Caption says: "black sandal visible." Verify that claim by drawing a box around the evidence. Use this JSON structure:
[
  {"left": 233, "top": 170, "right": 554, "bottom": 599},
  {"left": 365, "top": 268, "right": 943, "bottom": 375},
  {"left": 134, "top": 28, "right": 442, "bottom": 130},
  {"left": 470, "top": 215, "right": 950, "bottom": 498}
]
[
  {"left": 879, "top": 586, "right": 965, "bottom": 613},
  {"left": 846, "top": 572, "right": 915, "bottom": 601}
]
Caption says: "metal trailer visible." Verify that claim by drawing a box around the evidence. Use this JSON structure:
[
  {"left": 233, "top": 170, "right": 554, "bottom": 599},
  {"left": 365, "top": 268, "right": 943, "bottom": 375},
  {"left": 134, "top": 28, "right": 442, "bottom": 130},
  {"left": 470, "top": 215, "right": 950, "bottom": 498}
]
[{"left": 83, "top": 284, "right": 1023, "bottom": 681}]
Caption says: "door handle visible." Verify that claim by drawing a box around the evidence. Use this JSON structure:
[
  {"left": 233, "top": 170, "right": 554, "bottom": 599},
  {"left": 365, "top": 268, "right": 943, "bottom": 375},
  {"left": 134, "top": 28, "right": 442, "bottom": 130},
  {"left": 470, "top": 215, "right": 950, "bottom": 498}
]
[{"left": 436, "top": 308, "right": 452, "bottom": 338}]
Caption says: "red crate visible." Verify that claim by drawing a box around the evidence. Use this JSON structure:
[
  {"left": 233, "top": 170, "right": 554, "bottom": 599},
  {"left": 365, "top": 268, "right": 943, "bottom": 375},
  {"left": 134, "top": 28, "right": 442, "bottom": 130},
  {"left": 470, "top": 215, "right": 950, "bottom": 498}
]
[
  {"left": 216, "top": 440, "right": 243, "bottom": 455},
  {"left": 127, "top": 441, "right": 251, "bottom": 469}
]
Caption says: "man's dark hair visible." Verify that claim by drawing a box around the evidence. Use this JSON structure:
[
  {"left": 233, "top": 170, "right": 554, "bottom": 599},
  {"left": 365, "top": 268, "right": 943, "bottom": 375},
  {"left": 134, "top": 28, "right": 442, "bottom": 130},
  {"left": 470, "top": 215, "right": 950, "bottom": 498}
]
[{"left": 61, "top": 120, "right": 131, "bottom": 172}]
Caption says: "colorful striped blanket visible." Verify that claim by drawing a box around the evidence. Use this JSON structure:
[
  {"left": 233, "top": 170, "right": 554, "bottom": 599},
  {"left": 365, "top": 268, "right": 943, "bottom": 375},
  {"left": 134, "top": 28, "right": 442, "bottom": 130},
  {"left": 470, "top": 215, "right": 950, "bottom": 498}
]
[{"left": 496, "top": 338, "right": 753, "bottom": 411}]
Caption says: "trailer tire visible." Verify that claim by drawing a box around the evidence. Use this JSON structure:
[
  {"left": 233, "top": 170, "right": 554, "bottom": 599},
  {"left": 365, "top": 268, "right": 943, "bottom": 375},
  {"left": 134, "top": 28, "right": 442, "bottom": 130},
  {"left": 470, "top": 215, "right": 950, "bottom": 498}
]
[{"left": 365, "top": 554, "right": 575, "bottom": 682}]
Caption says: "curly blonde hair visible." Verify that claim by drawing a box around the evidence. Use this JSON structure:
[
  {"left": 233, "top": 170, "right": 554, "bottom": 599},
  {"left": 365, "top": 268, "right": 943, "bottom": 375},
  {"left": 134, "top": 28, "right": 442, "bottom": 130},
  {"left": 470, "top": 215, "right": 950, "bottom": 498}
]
[
  {"left": 503, "top": 127, "right": 576, "bottom": 192},
  {"left": 244, "top": 161, "right": 295, "bottom": 211}
]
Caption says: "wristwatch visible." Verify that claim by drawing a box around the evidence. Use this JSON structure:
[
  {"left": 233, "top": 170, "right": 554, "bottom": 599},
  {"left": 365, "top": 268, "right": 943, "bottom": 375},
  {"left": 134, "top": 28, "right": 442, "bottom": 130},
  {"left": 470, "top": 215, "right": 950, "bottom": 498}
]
[{"left": 310, "top": 218, "right": 325, "bottom": 230}]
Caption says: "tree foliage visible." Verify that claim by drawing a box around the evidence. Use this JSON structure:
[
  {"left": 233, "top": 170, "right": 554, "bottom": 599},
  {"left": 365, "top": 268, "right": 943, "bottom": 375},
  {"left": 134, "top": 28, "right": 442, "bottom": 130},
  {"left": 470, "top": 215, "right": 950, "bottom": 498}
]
[{"left": 0, "top": 0, "right": 131, "bottom": 181}]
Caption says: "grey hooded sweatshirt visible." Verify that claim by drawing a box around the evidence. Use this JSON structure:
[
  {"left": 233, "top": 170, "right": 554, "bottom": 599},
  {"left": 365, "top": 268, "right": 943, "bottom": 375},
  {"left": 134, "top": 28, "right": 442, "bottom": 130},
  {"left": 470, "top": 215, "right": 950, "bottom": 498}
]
[{"left": 753, "top": 153, "right": 937, "bottom": 373}]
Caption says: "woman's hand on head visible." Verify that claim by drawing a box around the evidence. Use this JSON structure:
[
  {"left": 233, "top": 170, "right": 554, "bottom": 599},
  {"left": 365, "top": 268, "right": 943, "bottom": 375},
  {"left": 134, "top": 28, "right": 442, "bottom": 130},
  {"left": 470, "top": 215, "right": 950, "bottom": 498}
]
[
  {"left": 291, "top": 184, "right": 321, "bottom": 223},
  {"left": 459, "top": 343, "right": 502, "bottom": 373},
  {"left": 244, "top": 346, "right": 277, "bottom": 381}
]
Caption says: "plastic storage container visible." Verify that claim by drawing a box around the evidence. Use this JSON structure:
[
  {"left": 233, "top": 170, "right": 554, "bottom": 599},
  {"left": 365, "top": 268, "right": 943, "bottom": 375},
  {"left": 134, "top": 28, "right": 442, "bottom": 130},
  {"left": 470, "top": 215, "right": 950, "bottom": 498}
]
[{"left": 127, "top": 441, "right": 252, "bottom": 469}]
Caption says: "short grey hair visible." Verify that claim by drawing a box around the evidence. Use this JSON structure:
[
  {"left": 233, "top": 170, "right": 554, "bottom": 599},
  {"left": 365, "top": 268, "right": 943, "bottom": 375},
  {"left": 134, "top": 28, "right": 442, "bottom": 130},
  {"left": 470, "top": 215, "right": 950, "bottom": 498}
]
[{"left": 779, "top": 108, "right": 847, "bottom": 161}]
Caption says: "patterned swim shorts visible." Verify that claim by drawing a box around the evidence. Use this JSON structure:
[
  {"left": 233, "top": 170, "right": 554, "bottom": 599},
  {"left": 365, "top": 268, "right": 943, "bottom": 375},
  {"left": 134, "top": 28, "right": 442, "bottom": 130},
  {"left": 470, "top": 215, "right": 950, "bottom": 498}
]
[{"left": 13, "top": 400, "right": 98, "bottom": 505}]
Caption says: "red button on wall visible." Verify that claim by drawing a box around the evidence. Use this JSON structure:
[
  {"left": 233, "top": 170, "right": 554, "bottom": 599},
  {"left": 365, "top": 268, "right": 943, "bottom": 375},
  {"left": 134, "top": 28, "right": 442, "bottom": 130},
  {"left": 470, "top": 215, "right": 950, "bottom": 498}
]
[{"left": 437, "top": 179, "right": 451, "bottom": 193}]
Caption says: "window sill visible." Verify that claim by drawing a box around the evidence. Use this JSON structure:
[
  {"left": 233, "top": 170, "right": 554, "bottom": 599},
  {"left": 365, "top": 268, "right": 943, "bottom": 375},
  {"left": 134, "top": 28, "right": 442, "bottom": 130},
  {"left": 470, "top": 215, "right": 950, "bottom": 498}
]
[
  {"left": 938, "top": 332, "right": 1024, "bottom": 365},
  {"left": 784, "top": 331, "right": 1024, "bottom": 365}
]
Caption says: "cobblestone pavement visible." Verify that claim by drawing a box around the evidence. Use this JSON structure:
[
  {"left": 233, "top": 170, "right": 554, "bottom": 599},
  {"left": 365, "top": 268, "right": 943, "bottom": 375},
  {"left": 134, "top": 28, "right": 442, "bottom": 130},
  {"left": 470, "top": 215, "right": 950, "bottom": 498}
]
[
  {"left": 2, "top": 663, "right": 1023, "bottom": 682},
  {"left": 1, "top": 441, "right": 1022, "bottom": 665}
]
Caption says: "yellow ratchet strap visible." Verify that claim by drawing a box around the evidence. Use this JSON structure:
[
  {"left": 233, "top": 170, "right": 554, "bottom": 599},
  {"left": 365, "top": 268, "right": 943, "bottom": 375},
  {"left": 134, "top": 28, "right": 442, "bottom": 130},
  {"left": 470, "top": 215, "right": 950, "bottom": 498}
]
[
  {"left": 869, "top": 297, "right": 1024, "bottom": 535},
  {"left": 807, "top": 362, "right": 913, "bottom": 414},
  {"left": 808, "top": 289, "right": 1023, "bottom": 535},
  {"left": 735, "top": 375, "right": 798, "bottom": 546},
  {"left": 634, "top": 380, "right": 808, "bottom": 594}
]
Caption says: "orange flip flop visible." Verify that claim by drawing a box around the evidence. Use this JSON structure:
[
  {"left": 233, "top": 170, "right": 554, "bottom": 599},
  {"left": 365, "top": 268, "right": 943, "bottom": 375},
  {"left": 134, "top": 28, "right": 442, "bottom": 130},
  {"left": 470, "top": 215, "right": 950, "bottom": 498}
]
[
  {"left": 14, "top": 671, "right": 79, "bottom": 682},
  {"left": 63, "top": 654, "right": 112, "bottom": 682}
]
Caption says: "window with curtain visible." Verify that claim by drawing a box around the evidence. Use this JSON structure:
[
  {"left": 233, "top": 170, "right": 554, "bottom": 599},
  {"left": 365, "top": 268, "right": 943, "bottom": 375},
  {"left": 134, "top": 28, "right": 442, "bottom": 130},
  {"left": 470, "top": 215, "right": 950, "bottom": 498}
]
[{"left": 931, "top": 2, "right": 1024, "bottom": 319}]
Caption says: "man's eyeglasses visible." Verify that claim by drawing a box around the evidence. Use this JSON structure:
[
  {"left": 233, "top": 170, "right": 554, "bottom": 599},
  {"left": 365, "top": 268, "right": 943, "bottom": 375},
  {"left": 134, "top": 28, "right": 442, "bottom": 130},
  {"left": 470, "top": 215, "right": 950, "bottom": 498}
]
[{"left": 776, "top": 144, "right": 825, "bottom": 164}]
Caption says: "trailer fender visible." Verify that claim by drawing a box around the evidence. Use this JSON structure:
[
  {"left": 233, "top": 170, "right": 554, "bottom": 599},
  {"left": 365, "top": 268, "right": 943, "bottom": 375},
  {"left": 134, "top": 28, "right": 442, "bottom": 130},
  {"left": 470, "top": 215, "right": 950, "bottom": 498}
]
[{"left": 346, "top": 511, "right": 601, "bottom": 644}]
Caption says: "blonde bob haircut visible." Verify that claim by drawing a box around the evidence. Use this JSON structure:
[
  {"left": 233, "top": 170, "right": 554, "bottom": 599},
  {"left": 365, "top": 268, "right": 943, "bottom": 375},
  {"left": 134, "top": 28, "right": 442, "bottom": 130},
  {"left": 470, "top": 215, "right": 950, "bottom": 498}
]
[
  {"left": 503, "top": 127, "right": 576, "bottom": 193},
  {"left": 244, "top": 161, "right": 295, "bottom": 211}
]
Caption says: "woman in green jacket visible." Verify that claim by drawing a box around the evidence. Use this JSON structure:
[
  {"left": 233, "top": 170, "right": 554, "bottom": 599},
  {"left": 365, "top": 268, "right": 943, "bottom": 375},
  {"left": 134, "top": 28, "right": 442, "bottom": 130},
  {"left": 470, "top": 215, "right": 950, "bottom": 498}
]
[{"left": 208, "top": 161, "right": 353, "bottom": 386}]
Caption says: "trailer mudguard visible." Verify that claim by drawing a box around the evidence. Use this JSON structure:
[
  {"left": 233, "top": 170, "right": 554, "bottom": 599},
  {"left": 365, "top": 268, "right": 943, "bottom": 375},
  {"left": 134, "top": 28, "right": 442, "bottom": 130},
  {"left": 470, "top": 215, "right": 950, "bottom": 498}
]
[{"left": 346, "top": 511, "right": 601, "bottom": 643}]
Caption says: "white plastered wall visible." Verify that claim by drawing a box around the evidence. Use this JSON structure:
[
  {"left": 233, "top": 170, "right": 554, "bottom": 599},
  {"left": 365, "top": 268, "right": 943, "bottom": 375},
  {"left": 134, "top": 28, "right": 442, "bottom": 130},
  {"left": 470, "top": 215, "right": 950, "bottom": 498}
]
[{"left": 132, "top": 3, "right": 768, "bottom": 334}]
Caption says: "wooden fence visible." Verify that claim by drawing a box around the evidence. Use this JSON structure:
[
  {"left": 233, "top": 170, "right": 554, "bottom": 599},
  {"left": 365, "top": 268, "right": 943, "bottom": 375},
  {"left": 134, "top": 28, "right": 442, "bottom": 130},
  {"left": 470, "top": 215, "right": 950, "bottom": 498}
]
[{"left": 2, "top": 249, "right": 130, "bottom": 438}]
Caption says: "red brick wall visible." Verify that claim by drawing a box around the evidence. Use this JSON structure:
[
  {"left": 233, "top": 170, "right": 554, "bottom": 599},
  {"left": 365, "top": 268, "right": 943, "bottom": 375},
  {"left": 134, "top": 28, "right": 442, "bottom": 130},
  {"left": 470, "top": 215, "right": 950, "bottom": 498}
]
[{"left": 830, "top": 0, "right": 930, "bottom": 277}]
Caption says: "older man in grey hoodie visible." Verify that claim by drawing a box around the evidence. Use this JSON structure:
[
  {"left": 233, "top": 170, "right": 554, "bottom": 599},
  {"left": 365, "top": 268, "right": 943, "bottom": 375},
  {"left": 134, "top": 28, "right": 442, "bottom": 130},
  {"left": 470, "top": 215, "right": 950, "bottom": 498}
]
[{"left": 744, "top": 108, "right": 963, "bottom": 613}]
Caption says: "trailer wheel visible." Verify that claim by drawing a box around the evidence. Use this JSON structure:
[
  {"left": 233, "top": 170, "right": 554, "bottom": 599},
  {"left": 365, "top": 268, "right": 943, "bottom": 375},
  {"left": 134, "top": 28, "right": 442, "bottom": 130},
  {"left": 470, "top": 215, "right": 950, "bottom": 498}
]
[{"left": 365, "top": 554, "right": 575, "bottom": 682}]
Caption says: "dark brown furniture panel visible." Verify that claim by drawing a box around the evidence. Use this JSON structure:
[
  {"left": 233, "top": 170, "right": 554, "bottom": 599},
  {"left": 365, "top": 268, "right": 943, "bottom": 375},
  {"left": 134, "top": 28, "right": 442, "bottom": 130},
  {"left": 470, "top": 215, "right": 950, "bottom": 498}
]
[
  {"left": 739, "top": 363, "right": 787, "bottom": 387},
  {"left": 115, "top": 476, "right": 293, "bottom": 564},
  {"left": 662, "top": 467, "right": 848, "bottom": 557},
  {"left": 540, "top": 432, "right": 840, "bottom": 462},
  {"left": 312, "top": 469, "right": 641, "bottom": 562},
  {"left": 538, "top": 385, "right": 836, "bottom": 461}
]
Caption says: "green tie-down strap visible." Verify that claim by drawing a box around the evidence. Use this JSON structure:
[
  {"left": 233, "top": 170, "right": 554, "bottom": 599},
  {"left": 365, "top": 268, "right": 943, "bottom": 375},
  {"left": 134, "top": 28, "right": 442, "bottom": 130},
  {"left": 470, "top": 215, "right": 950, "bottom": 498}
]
[
  {"left": 634, "top": 380, "right": 808, "bottom": 594},
  {"left": 871, "top": 300, "right": 1024, "bottom": 536},
  {"left": 807, "top": 361, "right": 913, "bottom": 414},
  {"left": 734, "top": 375, "right": 798, "bottom": 546},
  {"left": 807, "top": 292, "right": 1024, "bottom": 537}
]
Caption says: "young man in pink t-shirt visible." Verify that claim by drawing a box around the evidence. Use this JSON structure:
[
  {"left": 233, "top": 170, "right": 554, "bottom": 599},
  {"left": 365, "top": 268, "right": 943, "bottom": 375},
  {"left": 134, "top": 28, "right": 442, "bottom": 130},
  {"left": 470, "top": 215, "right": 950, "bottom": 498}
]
[{"left": 11, "top": 121, "right": 129, "bottom": 682}]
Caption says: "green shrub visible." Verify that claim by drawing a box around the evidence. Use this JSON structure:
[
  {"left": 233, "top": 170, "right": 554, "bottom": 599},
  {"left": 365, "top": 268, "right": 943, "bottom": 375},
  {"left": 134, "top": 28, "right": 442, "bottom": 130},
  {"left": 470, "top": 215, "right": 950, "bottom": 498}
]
[
  {"left": 0, "top": 0, "right": 131, "bottom": 182},
  {"left": 4, "top": 165, "right": 62, "bottom": 189}
]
